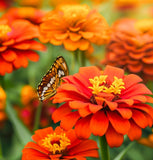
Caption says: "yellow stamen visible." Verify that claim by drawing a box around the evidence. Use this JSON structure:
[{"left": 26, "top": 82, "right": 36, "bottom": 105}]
[
  {"left": 0, "top": 24, "right": 11, "bottom": 41},
  {"left": 41, "top": 132, "right": 71, "bottom": 154},
  {"left": 89, "top": 75, "right": 107, "bottom": 95},
  {"left": 89, "top": 75, "right": 125, "bottom": 95}
]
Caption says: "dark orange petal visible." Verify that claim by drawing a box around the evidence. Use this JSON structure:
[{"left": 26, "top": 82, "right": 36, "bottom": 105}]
[
  {"left": 79, "top": 31, "right": 94, "bottom": 39},
  {"left": 78, "top": 107, "right": 92, "bottom": 117},
  {"left": 68, "top": 140, "right": 98, "bottom": 157},
  {"left": 50, "top": 38, "right": 63, "bottom": 45},
  {"left": 24, "top": 142, "right": 49, "bottom": 155},
  {"left": 69, "top": 101, "right": 88, "bottom": 109},
  {"left": 105, "top": 100, "right": 118, "bottom": 111},
  {"left": 13, "top": 52, "right": 28, "bottom": 69},
  {"left": 89, "top": 103, "right": 102, "bottom": 113},
  {"left": 1, "top": 50, "right": 17, "bottom": 62},
  {"left": 54, "top": 33, "right": 68, "bottom": 40},
  {"left": 142, "top": 55, "right": 153, "bottom": 64},
  {"left": 123, "top": 74, "right": 142, "bottom": 89},
  {"left": 90, "top": 111, "right": 109, "bottom": 136},
  {"left": 63, "top": 39, "right": 79, "bottom": 51},
  {"left": 69, "top": 32, "right": 81, "bottom": 41},
  {"left": 24, "top": 50, "right": 39, "bottom": 62},
  {"left": 132, "top": 109, "right": 149, "bottom": 128},
  {"left": 0, "top": 46, "right": 7, "bottom": 52},
  {"left": 78, "top": 39, "right": 90, "bottom": 51},
  {"left": 122, "top": 83, "right": 152, "bottom": 98},
  {"left": 0, "top": 57, "right": 13, "bottom": 75},
  {"left": 128, "top": 120, "right": 142, "bottom": 141},
  {"left": 32, "top": 127, "right": 54, "bottom": 143},
  {"left": 75, "top": 116, "right": 92, "bottom": 139},
  {"left": 52, "top": 103, "right": 71, "bottom": 123},
  {"left": 61, "top": 111, "right": 80, "bottom": 130},
  {"left": 103, "top": 65, "right": 124, "bottom": 82},
  {"left": 116, "top": 99, "right": 134, "bottom": 106},
  {"left": 107, "top": 111, "right": 130, "bottom": 134},
  {"left": 105, "top": 124, "right": 124, "bottom": 147},
  {"left": 116, "top": 108, "right": 132, "bottom": 119}
]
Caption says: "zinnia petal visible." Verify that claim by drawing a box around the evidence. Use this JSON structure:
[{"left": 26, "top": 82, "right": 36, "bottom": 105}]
[{"left": 90, "top": 110, "right": 109, "bottom": 136}]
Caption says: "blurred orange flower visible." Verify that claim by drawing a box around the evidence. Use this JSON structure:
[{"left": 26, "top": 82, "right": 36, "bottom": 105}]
[
  {"left": 102, "top": 18, "right": 153, "bottom": 81},
  {"left": 22, "top": 126, "right": 99, "bottom": 160},
  {"left": 39, "top": 4, "right": 110, "bottom": 53},
  {"left": 114, "top": 0, "right": 140, "bottom": 11},
  {"left": 0, "top": 86, "right": 7, "bottom": 127},
  {"left": 15, "top": 85, "right": 56, "bottom": 130},
  {"left": 52, "top": 65, "right": 153, "bottom": 147},
  {"left": 0, "top": 19, "right": 46, "bottom": 76},
  {"left": 138, "top": 129, "right": 153, "bottom": 148},
  {"left": 2, "top": 7, "right": 45, "bottom": 24},
  {"left": 50, "top": 0, "right": 81, "bottom": 8}
]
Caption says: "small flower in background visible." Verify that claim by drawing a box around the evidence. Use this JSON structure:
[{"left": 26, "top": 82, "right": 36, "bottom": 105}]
[
  {"left": 102, "top": 18, "right": 153, "bottom": 81},
  {"left": 15, "top": 0, "right": 42, "bottom": 8},
  {"left": 0, "top": 18, "right": 46, "bottom": 76},
  {"left": 49, "top": 0, "right": 81, "bottom": 8},
  {"left": 138, "top": 129, "right": 153, "bottom": 148},
  {"left": 22, "top": 126, "right": 99, "bottom": 160},
  {"left": 52, "top": 65, "right": 153, "bottom": 147},
  {"left": 15, "top": 85, "right": 56, "bottom": 130},
  {"left": 39, "top": 4, "right": 110, "bottom": 53},
  {"left": 2, "top": 7, "right": 46, "bottom": 24},
  {"left": 114, "top": 0, "right": 140, "bottom": 11},
  {"left": 0, "top": 86, "right": 7, "bottom": 128}
]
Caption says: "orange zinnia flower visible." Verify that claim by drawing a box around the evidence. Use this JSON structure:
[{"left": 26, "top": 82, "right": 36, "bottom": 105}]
[
  {"left": 2, "top": 7, "right": 45, "bottom": 24},
  {"left": 0, "top": 19, "right": 46, "bottom": 76},
  {"left": 138, "top": 129, "right": 153, "bottom": 148},
  {"left": 39, "top": 4, "right": 110, "bottom": 53},
  {"left": 52, "top": 65, "right": 153, "bottom": 147},
  {"left": 22, "top": 126, "right": 99, "bottom": 160},
  {"left": 15, "top": 85, "right": 56, "bottom": 130},
  {"left": 102, "top": 18, "right": 153, "bottom": 81}
]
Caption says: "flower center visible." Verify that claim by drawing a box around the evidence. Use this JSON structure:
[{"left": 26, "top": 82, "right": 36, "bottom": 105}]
[
  {"left": 60, "top": 5, "right": 89, "bottom": 25},
  {"left": 88, "top": 75, "right": 125, "bottom": 95},
  {"left": 0, "top": 24, "right": 11, "bottom": 41},
  {"left": 40, "top": 132, "right": 71, "bottom": 155},
  {"left": 135, "top": 19, "right": 153, "bottom": 34}
]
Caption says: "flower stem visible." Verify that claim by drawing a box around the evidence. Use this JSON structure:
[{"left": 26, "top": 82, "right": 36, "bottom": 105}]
[
  {"left": 0, "top": 76, "right": 5, "bottom": 88},
  {"left": 79, "top": 50, "right": 86, "bottom": 67},
  {"left": 99, "top": 136, "right": 110, "bottom": 160},
  {"left": 33, "top": 104, "right": 42, "bottom": 132}
]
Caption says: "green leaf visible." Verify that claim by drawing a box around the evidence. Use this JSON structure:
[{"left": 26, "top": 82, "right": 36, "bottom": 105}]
[
  {"left": 5, "top": 102, "right": 32, "bottom": 146},
  {"left": 114, "top": 142, "right": 135, "bottom": 160}
]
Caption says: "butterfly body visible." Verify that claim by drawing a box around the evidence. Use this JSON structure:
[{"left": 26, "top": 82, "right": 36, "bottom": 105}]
[{"left": 37, "top": 56, "right": 68, "bottom": 102}]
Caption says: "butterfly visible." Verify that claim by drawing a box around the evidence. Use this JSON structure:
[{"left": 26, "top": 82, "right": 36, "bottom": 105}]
[{"left": 37, "top": 56, "right": 69, "bottom": 102}]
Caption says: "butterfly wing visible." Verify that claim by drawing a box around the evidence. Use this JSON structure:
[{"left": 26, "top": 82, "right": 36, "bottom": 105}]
[{"left": 37, "top": 56, "right": 68, "bottom": 102}]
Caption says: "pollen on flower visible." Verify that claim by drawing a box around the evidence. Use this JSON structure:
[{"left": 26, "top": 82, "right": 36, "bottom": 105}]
[
  {"left": 0, "top": 24, "right": 11, "bottom": 40},
  {"left": 41, "top": 132, "right": 71, "bottom": 154},
  {"left": 89, "top": 75, "right": 125, "bottom": 95}
]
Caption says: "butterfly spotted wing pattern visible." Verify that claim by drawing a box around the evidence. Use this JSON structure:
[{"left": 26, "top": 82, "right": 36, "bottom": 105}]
[{"left": 37, "top": 56, "right": 69, "bottom": 102}]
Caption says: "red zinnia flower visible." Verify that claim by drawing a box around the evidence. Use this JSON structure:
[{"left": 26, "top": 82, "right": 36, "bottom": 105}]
[
  {"left": 22, "top": 126, "right": 99, "bottom": 160},
  {"left": 0, "top": 19, "right": 46, "bottom": 75},
  {"left": 52, "top": 65, "right": 153, "bottom": 147}
]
